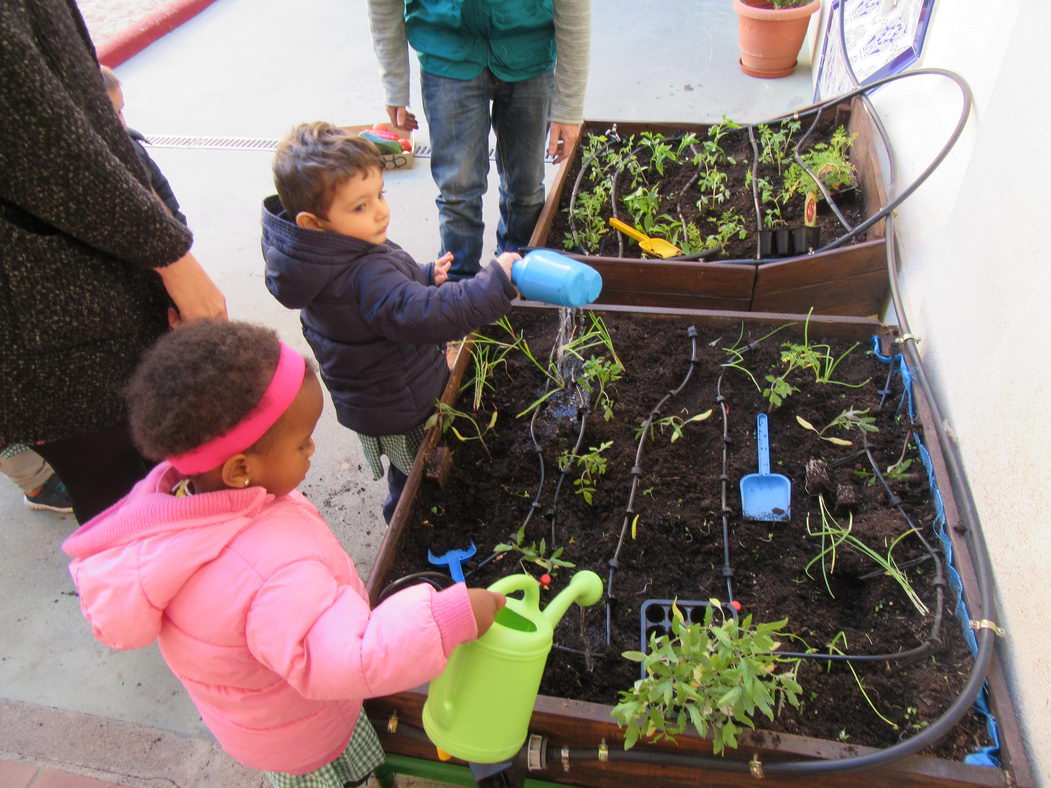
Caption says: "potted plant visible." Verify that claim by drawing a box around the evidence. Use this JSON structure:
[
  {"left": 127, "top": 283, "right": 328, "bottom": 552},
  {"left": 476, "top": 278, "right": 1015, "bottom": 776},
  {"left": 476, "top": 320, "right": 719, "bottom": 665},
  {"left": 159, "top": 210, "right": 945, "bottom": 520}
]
[{"left": 733, "top": 0, "right": 822, "bottom": 79}]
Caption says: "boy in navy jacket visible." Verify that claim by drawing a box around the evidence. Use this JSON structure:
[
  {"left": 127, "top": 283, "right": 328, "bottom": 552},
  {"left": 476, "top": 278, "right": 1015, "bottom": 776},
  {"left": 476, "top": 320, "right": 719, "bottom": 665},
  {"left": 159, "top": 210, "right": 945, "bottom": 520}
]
[{"left": 262, "top": 122, "right": 518, "bottom": 522}]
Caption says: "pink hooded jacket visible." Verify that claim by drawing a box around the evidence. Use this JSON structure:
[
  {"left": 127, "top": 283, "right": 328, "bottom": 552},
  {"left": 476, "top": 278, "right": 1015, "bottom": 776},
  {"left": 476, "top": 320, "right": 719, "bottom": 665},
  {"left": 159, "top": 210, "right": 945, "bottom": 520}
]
[{"left": 62, "top": 462, "right": 477, "bottom": 774}]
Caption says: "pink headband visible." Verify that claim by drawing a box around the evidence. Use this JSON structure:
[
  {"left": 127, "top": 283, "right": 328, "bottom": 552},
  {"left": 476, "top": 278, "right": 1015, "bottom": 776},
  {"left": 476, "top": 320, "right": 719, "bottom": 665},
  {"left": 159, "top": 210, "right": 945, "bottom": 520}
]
[{"left": 167, "top": 342, "right": 306, "bottom": 474}]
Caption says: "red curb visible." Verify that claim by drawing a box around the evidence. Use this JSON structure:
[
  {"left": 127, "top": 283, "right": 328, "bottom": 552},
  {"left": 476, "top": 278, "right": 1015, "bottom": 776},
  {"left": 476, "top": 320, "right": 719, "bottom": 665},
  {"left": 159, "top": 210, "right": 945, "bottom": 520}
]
[{"left": 96, "top": 0, "right": 221, "bottom": 68}]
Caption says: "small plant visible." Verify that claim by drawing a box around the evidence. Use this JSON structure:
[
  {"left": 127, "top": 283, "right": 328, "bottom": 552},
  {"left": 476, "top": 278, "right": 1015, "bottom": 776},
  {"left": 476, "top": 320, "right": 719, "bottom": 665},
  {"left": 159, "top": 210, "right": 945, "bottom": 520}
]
[
  {"left": 643, "top": 409, "right": 714, "bottom": 443},
  {"left": 853, "top": 458, "right": 914, "bottom": 488},
  {"left": 493, "top": 524, "right": 575, "bottom": 574},
  {"left": 784, "top": 126, "right": 857, "bottom": 200},
  {"left": 804, "top": 495, "right": 928, "bottom": 615},
  {"left": 826, "top": 632, "right": 898, "bottom": 729},
  {"left": 611, "top": 600, "right": 802, "bottom": 755},
  {"left": 425, "top": 401, "right": 497, "bottom": 460},
  {"left": 578, "top": 356, "right": 623, "bottom": 421},
  {"left": 637, "top": 131, "right": 678, "bottom": 177},
  {"left": 705, "top": 210, "right": 748, "bottom": 250},
  {"left": 796, "top": 407, "right": 878, "bottom": 445},
  {"left": 559, "top": 440, "right": 613, "bottom": 504},
  {"left": 757, "top": 118, "right": 802, "bottom": 173},
  {"left": 762, "top": 310, "right": 869, "bottom": 408}
]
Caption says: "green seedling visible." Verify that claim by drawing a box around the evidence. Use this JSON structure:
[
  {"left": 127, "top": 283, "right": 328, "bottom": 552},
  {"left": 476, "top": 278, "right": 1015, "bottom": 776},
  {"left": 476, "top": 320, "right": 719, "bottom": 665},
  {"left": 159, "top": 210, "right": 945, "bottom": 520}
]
[
  {"left": 826, "top": 632, "right": 898, "bottom": 729},
  {"left": 643, "top": 409, "right": 714, "bottom": 443},
  {"left": 559, "top": 440, "right": 613, "bottom": 505},
  {"left": 493, "top": 524, "right": 575, "bottom": 573},
  {"left": 784, "top": 126, "right": 857, "bottom": 200},
  {"left": 796, "top": 407, "right": 878, "bottom": 446},
  {"left": 612, "top": 600, "right": 802, "bottom": 755},
  {"left": 425, "top": 401, "right": 497, "bottom": 460},
  {"left": 853, "top": 458, "right": 914, "bottom": 487},
  {"left": 804, "top": 495, "right": 928, "bottom": 615}
]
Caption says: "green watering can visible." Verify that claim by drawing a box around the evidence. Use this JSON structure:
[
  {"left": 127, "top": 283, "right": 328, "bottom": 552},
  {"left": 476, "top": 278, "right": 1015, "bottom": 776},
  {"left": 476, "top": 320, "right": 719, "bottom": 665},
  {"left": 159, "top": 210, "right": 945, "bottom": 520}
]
[{"left": 422, "top": 570, "right": 604, "bottom": 763}]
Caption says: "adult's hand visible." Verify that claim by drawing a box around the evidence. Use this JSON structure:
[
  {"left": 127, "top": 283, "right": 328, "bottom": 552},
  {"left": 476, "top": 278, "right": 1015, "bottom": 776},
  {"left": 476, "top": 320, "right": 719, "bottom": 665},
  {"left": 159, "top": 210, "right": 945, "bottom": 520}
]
[
  {"left": 385, "top": 105, "right": 419, "bottom": 132},
  {"left": 548, "top": 122, "right": 582, "bottom": 164},
  {"left": 156, "top": 251, "right": 228, "bottom": 327}
]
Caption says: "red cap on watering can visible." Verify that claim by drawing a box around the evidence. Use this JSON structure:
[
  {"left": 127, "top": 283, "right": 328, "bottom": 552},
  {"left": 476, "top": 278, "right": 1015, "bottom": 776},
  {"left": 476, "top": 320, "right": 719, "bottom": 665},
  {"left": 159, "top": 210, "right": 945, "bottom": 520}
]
[{"left": 511, "top": 250, "right": 602, "bottom": 308}]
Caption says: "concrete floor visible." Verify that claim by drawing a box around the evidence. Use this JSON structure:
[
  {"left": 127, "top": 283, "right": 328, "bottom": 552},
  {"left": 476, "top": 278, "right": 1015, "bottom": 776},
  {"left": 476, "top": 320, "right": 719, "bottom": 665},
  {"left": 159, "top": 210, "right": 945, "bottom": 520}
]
[{"left": 0, "top": 0, "right": 811, "bottom": 784}]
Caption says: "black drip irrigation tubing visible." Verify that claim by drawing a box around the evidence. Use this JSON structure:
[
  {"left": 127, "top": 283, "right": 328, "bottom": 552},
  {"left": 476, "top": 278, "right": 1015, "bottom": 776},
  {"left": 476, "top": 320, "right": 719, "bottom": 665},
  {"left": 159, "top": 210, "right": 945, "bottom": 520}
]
[
  {"left": 714, "top": 371, "right": 736, "bottom": 604},
  {"left": 604, "top": 326, "right": 699, "bottom": 646}
]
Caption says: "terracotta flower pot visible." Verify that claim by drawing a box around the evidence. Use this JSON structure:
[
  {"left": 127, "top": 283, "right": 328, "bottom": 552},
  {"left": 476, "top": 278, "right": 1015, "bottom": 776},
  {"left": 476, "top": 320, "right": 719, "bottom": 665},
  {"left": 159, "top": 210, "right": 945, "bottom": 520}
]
[{"left": 733, "top": 0, "right": 821, "bottom": 79}]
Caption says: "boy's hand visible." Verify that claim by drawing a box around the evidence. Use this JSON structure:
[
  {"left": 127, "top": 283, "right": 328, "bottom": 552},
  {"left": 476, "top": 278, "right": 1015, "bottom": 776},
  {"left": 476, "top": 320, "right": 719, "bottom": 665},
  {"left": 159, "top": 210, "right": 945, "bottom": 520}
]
[
  {"left": 433, "top": 252, "right": 454, "bottom": 286},
  {"left": 466, "top": 588, "right": 506, "bottom": 636},
  {"left": 494, "top": 252, "right": 520, "bottom": 284}
]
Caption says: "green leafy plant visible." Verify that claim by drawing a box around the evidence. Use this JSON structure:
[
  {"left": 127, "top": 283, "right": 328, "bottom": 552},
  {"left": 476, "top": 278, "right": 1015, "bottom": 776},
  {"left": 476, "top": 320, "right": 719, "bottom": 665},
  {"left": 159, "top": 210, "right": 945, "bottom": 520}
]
[
  {"left": 762, "top": 310, "right": 869, "bottom": 408},
  {"left": 784, "top": 126, "right": 857, "bottom": 200},
  {"left": 796, "top": 407, "right": 878, "bottom": 446},
  {"left": 757, "top": 118, "right": 802, "bottom": 173},
  {"left": 559, "top": 440, "right": 613, "bottom": 504},
  {"left": 705, "top": 210, "right": 748, "bottom": 250},
  {"left": 425, "top": 401, "right": 497, "bottom": 460},
  {"left": 804, "top": 495, "right": 928, "bottom": 615},
  {"left": 611, "top": 600, "right": 802, "bottom": 754},
  {"left": 493, "top": 524, "right": 575, "bottom": 573},
  {"left": 642, "top": 409, "right": 714, "bottom": 443},
  {"left": 578, "top": 356, "right": 623, "bottom": 421},
  {"left": 853, "top": 458, "right": 914, "bottom": 487}
]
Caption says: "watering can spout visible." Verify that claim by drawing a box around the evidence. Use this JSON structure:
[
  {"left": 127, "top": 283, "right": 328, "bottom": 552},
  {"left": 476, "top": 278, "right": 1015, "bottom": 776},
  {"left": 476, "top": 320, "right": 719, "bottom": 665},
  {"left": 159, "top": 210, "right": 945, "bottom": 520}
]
[{"left": 542, "top": 570, "right": 604, "bottom": 627}]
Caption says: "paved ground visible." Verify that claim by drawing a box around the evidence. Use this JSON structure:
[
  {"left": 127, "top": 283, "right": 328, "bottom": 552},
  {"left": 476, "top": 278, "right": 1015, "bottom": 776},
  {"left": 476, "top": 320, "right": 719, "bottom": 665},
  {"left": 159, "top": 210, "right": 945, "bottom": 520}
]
[{"left": 2, "top": 1, "right": 812, "bottom": 784}]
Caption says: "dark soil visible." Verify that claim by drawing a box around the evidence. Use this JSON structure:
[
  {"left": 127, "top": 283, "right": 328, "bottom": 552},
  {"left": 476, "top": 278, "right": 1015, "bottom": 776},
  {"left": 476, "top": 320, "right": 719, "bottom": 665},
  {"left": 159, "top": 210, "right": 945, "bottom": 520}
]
[
  {"left": 544, "top": 101, "right": 870, "bottom": 262},
  {"left": 384, "top": 307, "right": 990, "bottom": 761}
]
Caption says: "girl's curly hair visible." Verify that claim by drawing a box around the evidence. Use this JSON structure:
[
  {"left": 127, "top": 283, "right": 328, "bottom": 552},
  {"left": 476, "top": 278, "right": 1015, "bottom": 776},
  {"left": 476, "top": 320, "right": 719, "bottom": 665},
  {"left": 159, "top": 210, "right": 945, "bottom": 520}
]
[{"left": 126, "top": 320, "right": 284, "bottom": 461}]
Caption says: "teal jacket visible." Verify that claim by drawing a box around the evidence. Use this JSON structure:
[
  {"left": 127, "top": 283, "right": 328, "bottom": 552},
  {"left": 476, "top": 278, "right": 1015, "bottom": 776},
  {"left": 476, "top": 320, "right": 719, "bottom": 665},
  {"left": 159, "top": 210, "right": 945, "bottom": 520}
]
[{"left": 405, "top": 0, "right": 555, "bottom": 83}]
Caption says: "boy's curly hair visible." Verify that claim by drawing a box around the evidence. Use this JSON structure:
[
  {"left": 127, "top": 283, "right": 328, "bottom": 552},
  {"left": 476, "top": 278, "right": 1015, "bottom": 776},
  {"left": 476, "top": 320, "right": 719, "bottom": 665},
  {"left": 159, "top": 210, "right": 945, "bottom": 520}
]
[
  {"left": 273, "top": 121, "right": 384, "bottom": 220},
  {"left": 126, "top": 320, "right": 285, "bottom": 461}
]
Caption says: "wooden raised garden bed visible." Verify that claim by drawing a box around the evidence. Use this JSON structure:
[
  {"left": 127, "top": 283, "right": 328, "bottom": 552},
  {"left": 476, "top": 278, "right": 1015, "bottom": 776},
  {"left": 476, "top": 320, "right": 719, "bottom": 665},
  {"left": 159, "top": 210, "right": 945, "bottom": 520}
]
[
  {"left": 528, "top": 97, "right": 889, "bottom": 317},
  {"left": 364, "top": 305, "right": 1031, "bottom": 787}
]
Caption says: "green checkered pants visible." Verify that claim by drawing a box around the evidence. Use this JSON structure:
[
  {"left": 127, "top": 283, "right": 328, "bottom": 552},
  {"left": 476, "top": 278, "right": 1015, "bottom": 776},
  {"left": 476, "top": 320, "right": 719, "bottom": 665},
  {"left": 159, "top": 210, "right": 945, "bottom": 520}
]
[
  {"left": 264, "top": 711, "right": 384, "bottom": 788},
  {"left": 357, "top": 424, "right": 425, "bottom": 481}
]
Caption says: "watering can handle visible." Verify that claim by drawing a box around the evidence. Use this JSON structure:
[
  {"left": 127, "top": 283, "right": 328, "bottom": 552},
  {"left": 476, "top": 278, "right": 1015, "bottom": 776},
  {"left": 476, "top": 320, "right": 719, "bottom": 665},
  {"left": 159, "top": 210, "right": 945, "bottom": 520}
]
[
  {"left": 609, "top": 217, "right": 648, "bottom": 243},
  {"left": 487, "top": 574, "right": 540, "bottom": 609},
  {"left": 756, "top": 413, "right": 771, "bottom": 475}
]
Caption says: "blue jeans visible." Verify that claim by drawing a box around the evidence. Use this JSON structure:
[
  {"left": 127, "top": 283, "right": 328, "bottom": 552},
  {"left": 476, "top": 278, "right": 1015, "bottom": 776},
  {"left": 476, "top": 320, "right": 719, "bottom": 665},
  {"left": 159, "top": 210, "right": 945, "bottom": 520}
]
[{"left": 421, "top": 68, "right": 552, "bottom": 280}]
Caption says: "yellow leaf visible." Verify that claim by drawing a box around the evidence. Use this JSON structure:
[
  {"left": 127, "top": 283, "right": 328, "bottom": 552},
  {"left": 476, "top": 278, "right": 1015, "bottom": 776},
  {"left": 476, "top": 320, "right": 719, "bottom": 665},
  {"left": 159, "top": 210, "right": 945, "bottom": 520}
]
[
  {"left": 825, "top": 437, "right": 853, "bottom": 446},
  {"left": 796, "top": 415, "right": 816, "bottom": 432}
]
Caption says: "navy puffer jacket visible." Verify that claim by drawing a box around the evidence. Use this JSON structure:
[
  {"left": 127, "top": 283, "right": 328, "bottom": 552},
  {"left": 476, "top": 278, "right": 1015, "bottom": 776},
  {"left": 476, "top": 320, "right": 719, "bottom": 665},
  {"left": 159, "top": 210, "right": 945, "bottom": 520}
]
[{"left": 262, "top": 196, "right": 516, "bottom": 436}]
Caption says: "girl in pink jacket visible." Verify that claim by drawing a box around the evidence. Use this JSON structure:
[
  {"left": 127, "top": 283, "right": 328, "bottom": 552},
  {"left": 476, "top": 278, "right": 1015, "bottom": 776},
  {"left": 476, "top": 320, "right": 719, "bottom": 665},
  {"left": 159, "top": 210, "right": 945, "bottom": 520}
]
[{"left": 63, "top": 320, "right": 505, "bottom": 787}]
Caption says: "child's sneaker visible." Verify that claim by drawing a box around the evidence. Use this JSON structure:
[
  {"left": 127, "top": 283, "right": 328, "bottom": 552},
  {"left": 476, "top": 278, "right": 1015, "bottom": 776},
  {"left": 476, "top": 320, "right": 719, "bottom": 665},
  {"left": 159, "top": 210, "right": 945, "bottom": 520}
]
[{"left": 23, "top": 474, "right": 73, "bottom": 513}]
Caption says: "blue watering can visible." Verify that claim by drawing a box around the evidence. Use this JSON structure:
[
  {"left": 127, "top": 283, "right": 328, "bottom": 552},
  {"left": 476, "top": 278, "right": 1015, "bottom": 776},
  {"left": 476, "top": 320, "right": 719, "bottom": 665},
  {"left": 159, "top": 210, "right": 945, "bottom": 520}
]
[{"left": 511, "top": 250, "right": 602, "bottom": 308}]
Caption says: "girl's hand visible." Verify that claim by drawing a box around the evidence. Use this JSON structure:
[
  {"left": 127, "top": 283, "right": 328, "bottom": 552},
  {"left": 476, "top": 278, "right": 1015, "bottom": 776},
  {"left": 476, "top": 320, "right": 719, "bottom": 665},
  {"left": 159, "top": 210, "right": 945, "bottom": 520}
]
[
  {"left": 433, "top": 252, "right": 454, "bottom": 285},
  {"left": 466, "top": 588, "right": 506, "bottom": 636}
]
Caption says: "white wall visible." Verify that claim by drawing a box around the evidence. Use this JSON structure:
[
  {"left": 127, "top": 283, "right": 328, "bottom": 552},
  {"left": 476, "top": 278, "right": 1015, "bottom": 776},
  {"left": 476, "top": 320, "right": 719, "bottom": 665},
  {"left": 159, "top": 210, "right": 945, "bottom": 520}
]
[{"left": 822, "top": 0, "right": 1050, "bottom": 781}]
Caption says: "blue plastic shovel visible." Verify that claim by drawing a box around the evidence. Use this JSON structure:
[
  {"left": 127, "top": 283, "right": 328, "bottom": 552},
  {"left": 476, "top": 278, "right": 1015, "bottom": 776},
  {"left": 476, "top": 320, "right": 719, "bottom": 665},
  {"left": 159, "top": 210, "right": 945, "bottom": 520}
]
[
  {"left": 428, "top": 542, "right": 477, "bottom": 583},
  {"left": 740, "top": 414, "right": 791, "bottom": 522}
]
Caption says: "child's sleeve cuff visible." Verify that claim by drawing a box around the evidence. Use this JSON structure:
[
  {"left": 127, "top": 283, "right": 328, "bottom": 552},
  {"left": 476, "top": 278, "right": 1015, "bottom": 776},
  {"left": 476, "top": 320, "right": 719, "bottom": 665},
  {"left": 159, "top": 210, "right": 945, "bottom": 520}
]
[{"left": 432, "top": 583, "right": 479, "bottom": 656}]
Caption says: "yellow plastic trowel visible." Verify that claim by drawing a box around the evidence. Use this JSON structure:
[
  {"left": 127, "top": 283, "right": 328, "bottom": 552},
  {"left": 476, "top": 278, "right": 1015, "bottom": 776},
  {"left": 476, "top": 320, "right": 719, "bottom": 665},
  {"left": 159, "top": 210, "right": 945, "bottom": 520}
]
[{"left": 608, "top": 217, "right": 682, "bottom": 258}]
